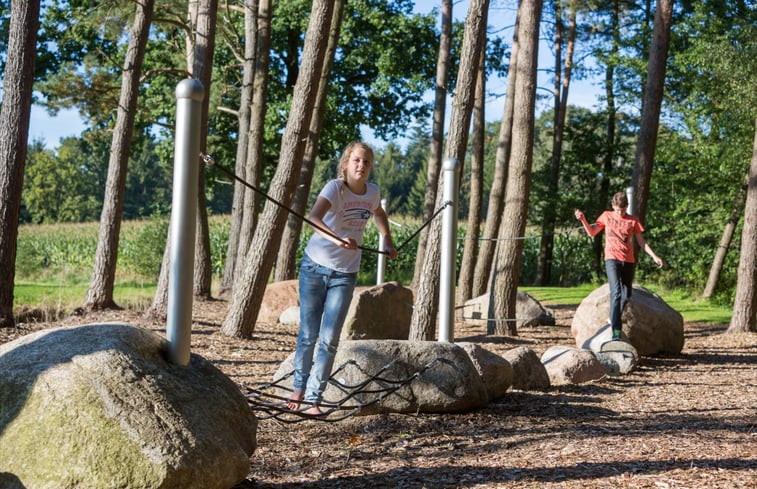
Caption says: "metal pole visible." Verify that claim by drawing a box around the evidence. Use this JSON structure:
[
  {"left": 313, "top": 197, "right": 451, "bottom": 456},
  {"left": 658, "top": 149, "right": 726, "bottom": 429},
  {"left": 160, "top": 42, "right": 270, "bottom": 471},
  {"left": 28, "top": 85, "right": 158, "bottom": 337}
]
[
  {"left": 438, "top": 158, "right": 459, "bottom": 343},
  {"left": 166, "top": 78, "right": 204, "bottom": 365},
  {"left": 626, "top": 186, "right": 635, "bottom": 216},
  {"left": 376, "top": 198, "right": 387, "bottom": 285}
]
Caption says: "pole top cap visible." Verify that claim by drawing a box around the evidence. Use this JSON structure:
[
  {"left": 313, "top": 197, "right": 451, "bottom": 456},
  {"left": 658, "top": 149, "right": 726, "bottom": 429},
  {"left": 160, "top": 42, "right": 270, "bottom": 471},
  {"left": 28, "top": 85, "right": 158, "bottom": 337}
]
[
  {"left": 176, "top": 78, "right": 205, "bottom": 101},
  {"left": 443, "top": 158, "right": 460, "bottom": 170}
]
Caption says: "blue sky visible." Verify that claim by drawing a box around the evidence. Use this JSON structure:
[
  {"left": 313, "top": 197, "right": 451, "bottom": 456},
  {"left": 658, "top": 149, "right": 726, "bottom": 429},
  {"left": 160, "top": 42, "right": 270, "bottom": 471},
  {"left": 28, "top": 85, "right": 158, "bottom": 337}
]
[{"left": 27, "top": 0, "right": 604, "bottom": 150}]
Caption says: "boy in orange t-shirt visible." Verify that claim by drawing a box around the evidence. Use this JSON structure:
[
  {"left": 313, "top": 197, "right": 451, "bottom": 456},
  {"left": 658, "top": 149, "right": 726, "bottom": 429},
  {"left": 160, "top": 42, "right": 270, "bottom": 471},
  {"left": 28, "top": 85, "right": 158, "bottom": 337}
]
[{"left": 575, "top": 192, "right": 664, "bottom": 340}]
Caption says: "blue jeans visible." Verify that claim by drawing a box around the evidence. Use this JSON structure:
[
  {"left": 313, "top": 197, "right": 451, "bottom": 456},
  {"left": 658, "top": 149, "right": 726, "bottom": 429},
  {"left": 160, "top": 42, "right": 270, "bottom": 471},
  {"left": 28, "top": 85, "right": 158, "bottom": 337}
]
[
  {"left": 293, "top": 254, "right": 357, "bottom": 404},
  {"left": 605, "top": 259, "right": 635, "bottom": 339}
]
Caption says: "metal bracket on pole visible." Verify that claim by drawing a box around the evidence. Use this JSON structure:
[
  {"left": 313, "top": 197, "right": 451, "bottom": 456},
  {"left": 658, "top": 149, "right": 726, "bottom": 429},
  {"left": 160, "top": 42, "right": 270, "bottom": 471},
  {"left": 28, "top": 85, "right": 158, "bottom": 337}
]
[
  {"left": 166, "top": 78, "right": 204, "bottom": 366},
  {"left": 377, "top": 198, "right": 387, "bottom": 285},
  {"left": 438, "top": 158, "right": 459, "bottom": 343}
]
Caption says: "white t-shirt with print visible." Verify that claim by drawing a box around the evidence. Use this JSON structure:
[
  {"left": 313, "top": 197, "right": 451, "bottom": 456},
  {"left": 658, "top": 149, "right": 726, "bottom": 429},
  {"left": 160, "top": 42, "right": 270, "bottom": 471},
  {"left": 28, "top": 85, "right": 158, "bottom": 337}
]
[{"left": 304, "top": 179, "right": 380, "bottom": 273}]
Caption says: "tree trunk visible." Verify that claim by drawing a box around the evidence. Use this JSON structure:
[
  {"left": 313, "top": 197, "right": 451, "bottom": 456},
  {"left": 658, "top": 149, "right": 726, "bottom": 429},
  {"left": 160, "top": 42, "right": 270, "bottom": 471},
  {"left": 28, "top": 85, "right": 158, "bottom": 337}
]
[
  {"left": 412, "top": 0, "right": 453, "bottom": 289},
  {"left": 409, "top": 0, "right": 488, "bottom": 342},
  {"left": 83, "top": 0, "right": 155, "bottom": 311},
  {"left": 234, "top": 0, "right": 272, "bottom": 280},
  {"left": 0, "top": 0, "right": 39, "bottom": 328},
  {"left": 727, "top": 119, "right": 757, "bottom": 333},
  {"left": 631, "top": 0, "right": 673, "bottom": 225},
  {"left": 488, "top": 0, "right": 542, "bottom": 336},
  {"left": 456, "top": 14, "right": 487, "bottom": 312},
  {"left": 274, "top": 0, "right": 345, "bottom": 282},
  {"left": 222, "top": 0, "right": 334, "bottom": 339},
  {"left": 472, "top": 9, "right": 520, "bottom": 298},
  {"left": 190, "top": 0, "right": 218, "bottom": 299},
  {"left": 219, "top": 0, "right": 258, "bottom": 296},
  {"left": 594, "top": 0, "right": 620, "bottom": 279},
  {"left": 536, "top": 2, "right": 575, "bottom": 286},
  {"left": 702, "top": 182, "right": 747, "bottom": 299}
]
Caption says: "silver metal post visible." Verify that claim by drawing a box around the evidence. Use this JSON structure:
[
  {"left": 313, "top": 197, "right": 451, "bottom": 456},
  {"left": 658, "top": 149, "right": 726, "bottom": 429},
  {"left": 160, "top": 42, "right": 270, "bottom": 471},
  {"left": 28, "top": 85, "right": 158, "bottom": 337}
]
[
  {"left": 438, "top": 158, "right": 459, "bottom": 343},
  {"left": 166, "top": 78, "right": 204, "bottom": 365},
  {"left": 626, "top": 186, "right": 635, "bottom": 216},
  {"left": 376, "top": 198, "right": 387, "bottom": 285}
]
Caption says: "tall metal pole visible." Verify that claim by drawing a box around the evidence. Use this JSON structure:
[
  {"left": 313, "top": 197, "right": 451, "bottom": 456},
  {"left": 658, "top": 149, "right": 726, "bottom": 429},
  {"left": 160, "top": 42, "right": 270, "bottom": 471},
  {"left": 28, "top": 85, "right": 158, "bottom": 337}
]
[
  {"left": 376, "top": 198, "right": 387, "bottom": 285},
  {"left": 166, "top": 78, "right": 204, "bottom": 366},
  {"left": 626, "top": 186, "right": 635, "bottom": 216},
  {"left": 438, "top": 158, "right": 460, "bottom": 343}
]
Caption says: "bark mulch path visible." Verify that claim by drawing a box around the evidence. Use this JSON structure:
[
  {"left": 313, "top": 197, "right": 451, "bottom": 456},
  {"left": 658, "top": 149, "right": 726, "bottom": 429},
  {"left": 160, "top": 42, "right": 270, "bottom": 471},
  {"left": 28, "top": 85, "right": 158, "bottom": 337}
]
[{"left": 3, "top": 298, "right": 755, "bottom": 489}]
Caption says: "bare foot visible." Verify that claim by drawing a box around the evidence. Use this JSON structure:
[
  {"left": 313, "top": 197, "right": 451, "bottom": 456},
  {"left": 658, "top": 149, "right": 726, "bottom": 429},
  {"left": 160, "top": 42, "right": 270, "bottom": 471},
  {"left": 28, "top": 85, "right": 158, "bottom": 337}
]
[
  {"left": 302, "top": 405, "right": 325, "bottom": 417},
  {"left": 286, "top": 390, "right": 304, "bottom": 411}
]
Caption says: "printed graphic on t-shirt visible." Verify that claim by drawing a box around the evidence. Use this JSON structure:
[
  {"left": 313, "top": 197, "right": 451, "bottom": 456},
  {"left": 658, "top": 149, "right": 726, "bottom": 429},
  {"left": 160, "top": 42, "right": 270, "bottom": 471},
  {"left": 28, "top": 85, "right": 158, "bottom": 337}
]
[
  {"left": 341, "top": 200, "right": 373, "bottom": 229},
  {"left": 599, "top": 212, "right": 642, "bottom": 262}
]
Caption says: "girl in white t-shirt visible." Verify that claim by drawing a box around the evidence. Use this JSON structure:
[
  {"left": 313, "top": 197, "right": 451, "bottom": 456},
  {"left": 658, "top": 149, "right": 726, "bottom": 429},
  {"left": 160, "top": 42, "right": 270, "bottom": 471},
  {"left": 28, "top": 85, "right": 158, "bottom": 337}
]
[{"left": 286, "top": 142, "right": 397, "bottom": 416}]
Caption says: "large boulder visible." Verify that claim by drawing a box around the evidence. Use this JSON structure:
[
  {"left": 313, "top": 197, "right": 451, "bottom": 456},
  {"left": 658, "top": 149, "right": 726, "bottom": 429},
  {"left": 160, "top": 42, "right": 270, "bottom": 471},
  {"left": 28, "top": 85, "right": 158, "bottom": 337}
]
[
  {"left": 596, "top": 340, "right": 639, "bottom": 376},
  {"left": 571, "top": 284, "right": 684, "bottom": 356},
  {"left": 274, "top": 340, "right": 490, "bottom": 414},
  {"left": 461, "top": 291, "right": 555, "bottom": 329},
  {"left": 501, "top": 347, "right": 551, "bottom": 391},
  {"left": 341, "top": 282, "right": 414, "bottom": 340},
  {"left": 456, "top": 342, "right": 513, "bottom": 401},
  {"left": 540, "top": 346, "right": 606, "bottom": 385},
  {"left": 259, "top": 279, "right": 300, "bottom": 323},
  {"left": 0, "top": 323, "right": 257, "bottom": 489}
]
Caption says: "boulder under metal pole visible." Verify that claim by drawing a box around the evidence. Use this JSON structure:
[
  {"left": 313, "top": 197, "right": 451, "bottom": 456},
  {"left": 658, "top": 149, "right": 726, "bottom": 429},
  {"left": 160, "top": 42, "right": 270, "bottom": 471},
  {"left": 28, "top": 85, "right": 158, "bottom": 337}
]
[
  {"left": 166, "top": 78, "right": 204, "bottom": 366},
  {"left": 376, "top": 198, "right": 387, "bottom": 285},
  {"left": 438, "top": 158, "right": 460, "bottom": 343}
]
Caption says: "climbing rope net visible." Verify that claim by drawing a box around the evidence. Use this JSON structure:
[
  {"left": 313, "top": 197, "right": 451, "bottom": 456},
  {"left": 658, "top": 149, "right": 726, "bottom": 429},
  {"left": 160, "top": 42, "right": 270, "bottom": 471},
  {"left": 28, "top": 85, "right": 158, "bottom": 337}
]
[{"left": 239, "top": 357, "right": 450, "bottom": 423}]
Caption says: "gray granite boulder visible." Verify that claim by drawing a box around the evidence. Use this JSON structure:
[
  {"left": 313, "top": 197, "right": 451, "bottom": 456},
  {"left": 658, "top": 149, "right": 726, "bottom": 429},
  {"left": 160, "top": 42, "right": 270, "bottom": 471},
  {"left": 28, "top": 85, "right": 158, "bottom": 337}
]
[
  {"left": 259, "top": 279, "right": 299, "bottom": 323},
  {"left": 456, "top": 342, "right": 513, "bottom": 401},
  {"left": 540, "top": 346, "right": 606, "bottom": 385},
  {"left": 571, "top": 284, "right": 684, "bottom": 356},
  {"left": 501, "top": 347, "right": 551, "bottom": 391},
  {"left": 274, "top": 340, "right": 489, "bottom": 414},
  {"left": 461, "top": 291, "right": 555, "bottom": 328},
  {"left": 0, "top": 323, "right": 257, "bottom": 489},
  {"left": 341, "top": 282, "right": 414, "bottom": 340}
]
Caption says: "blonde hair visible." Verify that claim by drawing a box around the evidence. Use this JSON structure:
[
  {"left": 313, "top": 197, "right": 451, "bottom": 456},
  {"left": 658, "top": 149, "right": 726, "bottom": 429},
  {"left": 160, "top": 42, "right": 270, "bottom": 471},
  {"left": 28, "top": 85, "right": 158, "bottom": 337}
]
[
  {"left": 337, "top": 141, "right": 374, "bottom": 180},
  {"left": 612, "top": 192, "right": 628, "bottom": 208}
]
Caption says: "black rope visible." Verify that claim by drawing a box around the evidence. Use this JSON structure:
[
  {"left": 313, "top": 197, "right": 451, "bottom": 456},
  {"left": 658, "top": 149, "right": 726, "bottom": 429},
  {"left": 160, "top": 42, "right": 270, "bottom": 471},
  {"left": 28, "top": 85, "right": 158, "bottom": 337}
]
[{"left": 202, "top": 154, "right": 450, "bottom": 256}]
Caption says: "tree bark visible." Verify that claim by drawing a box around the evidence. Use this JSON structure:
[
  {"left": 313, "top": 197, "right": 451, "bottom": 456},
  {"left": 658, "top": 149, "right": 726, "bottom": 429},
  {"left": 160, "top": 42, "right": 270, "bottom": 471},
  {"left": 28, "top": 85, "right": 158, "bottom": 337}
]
[
  {"left": 190, "top": 0, "right": 218, "bottom": 299},
  {"left": 222, "top": 0, "right": 334, "bottom": 338},
  {"left": 409, "top": 0, "right": 488, "bottom": 341},
  {"left": 412, "top": 0, "right": 453, "bottom": 289},
  {"left": 536, "top": 2, "right": 575, "bottom": 285},
  {"left": 727, "top": 119, "right": 757, "bottom": 333},
  {"left": 83, "top": 0, "right": 155, "bottom": 311},
  {"left": 234, "top": 0, "right": 272, "bottom": 281},
  {"left": 0, "top": 0, "right": 39, "bottom": 328},
  {"left": 456, "top": 13, "right": 487, "bottom": 311},
  {"left": 631, "top": 0, "right": 673, "bottom": 225},
  {"left": 702, "top": 182, "right": 747, "bottom": 299},
  {"left": 472, "top": 9, "right": 520, "bottom": 298},
  {"left": 488, "top": 0, "right": 542, "bottom": 336},
  {"left": 219, "top": 0, "right": 258, "bottom": 296},
  {"left": 274, "top": 0, "right": 345, "bottom": 282}
]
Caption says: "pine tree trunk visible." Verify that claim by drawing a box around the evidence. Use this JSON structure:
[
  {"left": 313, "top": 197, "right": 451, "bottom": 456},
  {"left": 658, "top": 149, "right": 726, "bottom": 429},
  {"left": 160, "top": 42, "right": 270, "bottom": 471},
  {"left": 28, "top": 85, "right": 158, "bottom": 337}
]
[
  {"left": 0, "top": 0, "right": 39, "bottom": 328},
  {"left": 190, "top": 0, "right": 218, "bottom": 299},
  {"left": 234, "top": 0, "right": 272, "bottom": 281},
  {"left": 219, "top": 0, "right": 258, "bottom": 296},
  {"left": 222, "top": 0, "right": 335, "bottom": 339},
  {"left": 631, "top": 0, "right": 673, "bottom": 225},
  {"left": 412, "top": 0, "right": 452, "bottom": 289},
  {"left": 536, "top": 2, "right": 575, "bottom": 286},
  {"left": 488, "top": 0, "right": 542, "bottom": 336},
  {"left": 84, "top": 0, "right": 155, "bottom": 310},
  {"left": 409, "top": 0, "right": 488, "bottom": 341},
  {"left": 472, "top": 10, "right": 520, "bottom": 298},
  {"left": 727, "top": 119, "right": 757, "bottom": 333},
  {"left": 703, "top": 183, "right": 747, "bottom": 299},
  {"left": 275, "top": 0, "right": 345, "bottom": 282},
  {"left": 457, "top": 19, "right": 487, "bottom": 312}
]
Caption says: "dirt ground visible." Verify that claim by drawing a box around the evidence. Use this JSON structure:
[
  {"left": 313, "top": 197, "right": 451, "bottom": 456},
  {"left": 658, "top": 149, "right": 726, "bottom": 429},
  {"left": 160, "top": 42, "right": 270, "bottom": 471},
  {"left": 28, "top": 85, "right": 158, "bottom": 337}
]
[{"left": 3, "top": 298, "right": 756, "bottom": 489}]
